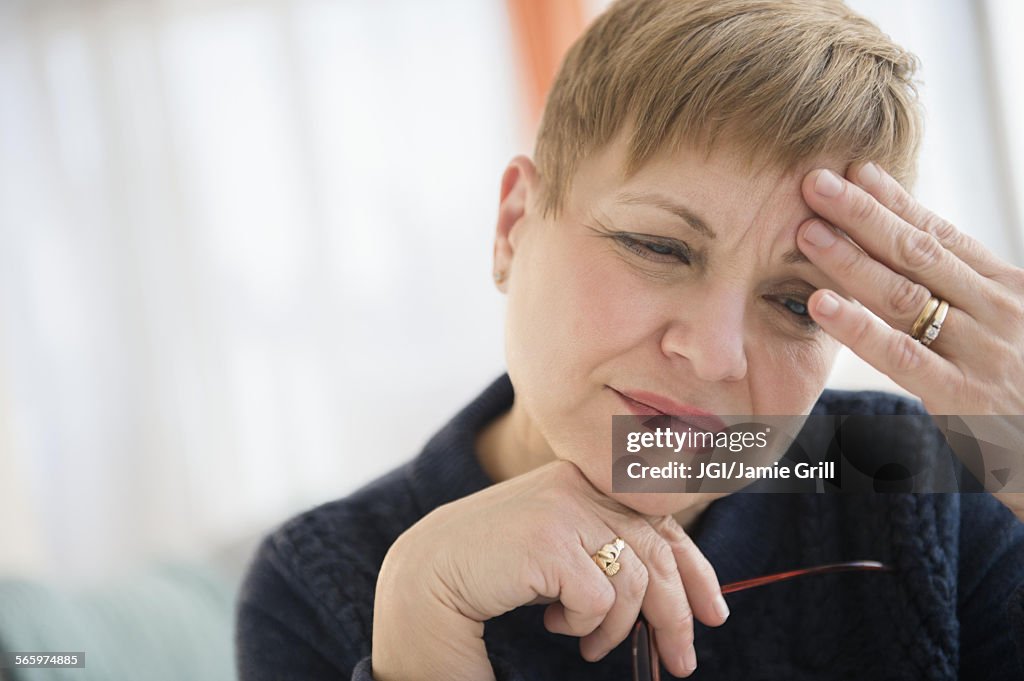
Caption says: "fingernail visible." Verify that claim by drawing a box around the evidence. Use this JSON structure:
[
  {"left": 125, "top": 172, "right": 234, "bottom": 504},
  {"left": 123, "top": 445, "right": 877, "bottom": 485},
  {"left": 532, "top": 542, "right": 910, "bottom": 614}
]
[
  {"left": 814, "top": 169, "right": 843, "bottom": 197},
  {"left": 858, "top": 162, "right": 881, "bottom": 187},
  {"left": 803, "top": 220, "right": 837, "bottom": 248},
  {"left": 714, "top": 594, "right": 731, "bottom": 621},
  {"left": 816, "top": 292, "right": 840, "bottom": 317},
  {"left": 683, "top": 644, "right": 697, "bottom": 672}
]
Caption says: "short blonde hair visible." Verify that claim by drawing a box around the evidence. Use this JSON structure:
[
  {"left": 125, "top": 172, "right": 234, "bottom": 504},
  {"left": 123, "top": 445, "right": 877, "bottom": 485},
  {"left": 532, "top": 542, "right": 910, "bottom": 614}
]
[{"left": 534, "top": 0, "right": 923, "bottom": 216}]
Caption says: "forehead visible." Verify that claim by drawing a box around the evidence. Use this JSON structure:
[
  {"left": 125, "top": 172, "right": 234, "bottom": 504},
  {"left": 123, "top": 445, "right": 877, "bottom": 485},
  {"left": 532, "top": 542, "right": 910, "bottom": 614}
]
[{"left": 566, "top": 131, "right": 844, "bottom": 234}]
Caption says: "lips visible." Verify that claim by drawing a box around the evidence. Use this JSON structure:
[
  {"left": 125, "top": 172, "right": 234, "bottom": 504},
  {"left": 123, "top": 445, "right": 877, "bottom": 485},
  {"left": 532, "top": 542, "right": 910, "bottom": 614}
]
[{"left": 612, "top": 387, "right": 727, "bottom": 434}]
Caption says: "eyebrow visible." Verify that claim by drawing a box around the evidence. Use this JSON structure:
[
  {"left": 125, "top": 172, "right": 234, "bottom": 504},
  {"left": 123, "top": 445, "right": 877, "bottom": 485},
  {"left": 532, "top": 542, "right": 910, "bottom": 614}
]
[
  {"left": 616, "top": 190, "right": 814, "bottom": 267},
  {"left": 782, "top": 248, "right": 811, "bottom": 266},
  {"left": 616, "top": 191, "right": 717, "bottom": 239}
]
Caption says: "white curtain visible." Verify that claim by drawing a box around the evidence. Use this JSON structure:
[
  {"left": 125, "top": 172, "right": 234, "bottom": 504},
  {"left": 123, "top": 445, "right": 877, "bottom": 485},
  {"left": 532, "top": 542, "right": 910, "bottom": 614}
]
[{"left": 0, "top": 0, "right": 516, "bottom": 580}]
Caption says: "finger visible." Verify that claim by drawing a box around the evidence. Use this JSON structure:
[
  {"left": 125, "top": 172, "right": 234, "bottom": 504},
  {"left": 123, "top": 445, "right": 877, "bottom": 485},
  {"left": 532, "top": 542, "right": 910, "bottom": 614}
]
[
  {"left": 577, "top": 536, "right": 648, "bottom": 664},
  {"left": 541, "top": 548, "right": 617, "bottom": 637},
  {"left": 848, "top": 162, "right": 1007, "bottom": 278},
  {"left": 797, "top": 218, "right": 981, "bottom": 358},
  {"left": 802, "top": 169, "right": 994, "bottom": 312},
  {"left": 588, "top": 517, "right": 699, "bottom": 677},
  {"left": 647, "top": 514, "right": 725, "bottom": 677},
  {"left": 648, "top": 515, "right": 729, "bottom": 628},
  {"left": 807, "top": 288, "right": 965, "bottom": 397}
]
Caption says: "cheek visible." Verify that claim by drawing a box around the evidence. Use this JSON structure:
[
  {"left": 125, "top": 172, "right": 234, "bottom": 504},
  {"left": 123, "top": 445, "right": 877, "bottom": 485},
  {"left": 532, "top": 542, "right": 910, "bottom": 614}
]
[
  {"left": 506, "top": 234, "right": 652, "bottom": 385},
  {"left": 503, "top": 233, "right": 661, "bottom": 484},
  {"left": 752, "top": 335, "right": 839, "bottom": 413},
  {"left": 563, "top": 258, "right": 654, "bottom": 349}
]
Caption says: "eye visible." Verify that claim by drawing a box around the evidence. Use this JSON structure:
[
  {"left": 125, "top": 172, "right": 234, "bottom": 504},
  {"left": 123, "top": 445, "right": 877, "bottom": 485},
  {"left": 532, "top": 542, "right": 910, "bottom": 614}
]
[
  {"left": 645, "top": 242, "right": 674, "bottom": 255},
  {"left": 773, "top": 294, "right": 820, "bottom": 331},
  {"left": 783, "top": 298, "right": 808, "bottom": 316},
  {"left": 613, "top": 233, "right": 692, "bottom": 265}
]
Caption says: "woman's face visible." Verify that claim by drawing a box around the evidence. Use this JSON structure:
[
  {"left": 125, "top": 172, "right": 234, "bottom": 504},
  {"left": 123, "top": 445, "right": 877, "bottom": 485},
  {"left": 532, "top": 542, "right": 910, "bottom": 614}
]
[{"left": 494, "top": 132, "right": 847, "bottom": 514}]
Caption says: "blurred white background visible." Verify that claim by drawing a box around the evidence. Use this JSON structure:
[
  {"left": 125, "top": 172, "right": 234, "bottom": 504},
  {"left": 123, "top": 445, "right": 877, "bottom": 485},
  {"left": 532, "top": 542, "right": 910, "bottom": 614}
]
[{"left": 1, "top": 0, "right": 1022, "bottom": 583}]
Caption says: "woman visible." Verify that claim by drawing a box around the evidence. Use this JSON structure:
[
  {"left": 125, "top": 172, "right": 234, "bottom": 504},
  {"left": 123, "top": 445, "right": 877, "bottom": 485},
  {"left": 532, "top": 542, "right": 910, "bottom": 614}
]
[{"left": 236, "top": 1, "right": 1024, "bottom": 678}]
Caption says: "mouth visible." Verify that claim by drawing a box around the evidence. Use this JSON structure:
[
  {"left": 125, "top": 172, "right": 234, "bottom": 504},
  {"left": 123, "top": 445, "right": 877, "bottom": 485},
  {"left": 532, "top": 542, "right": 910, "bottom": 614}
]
[{"left": 610, "top": 387, "right": 727, "bottom": 434}]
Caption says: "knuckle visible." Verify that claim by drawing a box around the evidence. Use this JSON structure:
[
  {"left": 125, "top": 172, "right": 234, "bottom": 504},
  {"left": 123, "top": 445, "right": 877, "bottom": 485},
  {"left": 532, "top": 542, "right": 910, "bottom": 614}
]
[
  {"left": 648, "top": 513, "right": 682, "bottom": 535},
  {"left": 624, "top": 563, "right": 649, "bottom": 601},
  {"left": 997, "top": 268, "right": 1024, "bottom": 294},
  {"left": 890, "top": 332, "right": 924, "bottom": 373},
  {"left": 692, "top": 555, "right": 720, "bottom": 584},
  {"left": 670, "top": 609, "right": 696, "bottom": 643},
  {"left": 678, "top": 608, "right": 696, "bottom": 632},
  {"left": 1013, "top": 298, "right": 1024, "bottom": 327},
  {"left": 849, "top": 310, "right": 875, "bottom": 349},
  {"left": 951, "top": 367, "right": 970, "bottom": 396},
  {"left": 646, "top": 539, "right": 678, "bottom": 581},
  {"left": 899, "top": 231, "right": 943, "bottom": 271},
  {"left": 674, "top": 536, "right": 699, "bottom": 563},
  {"left": 989, "top": 288, "right": 1019, "bottom": 315},
  {"left": 887, "top": 183, "right": 914, "bottom": 216},
  {"left": 850, "top": 193, "right": 877, "bottom": 224},
  {"left": 955, "top": 371, "right": 993, "bottom": 414},
  {"left": 652, "top": 515, "right": 694, "bottom": 549},
  {"left": 1000, "top": 294, "right": 1024, "bottom": 329},
  {"left": 923, "top": 215, "right": 960, "bottom": 247},
  {"left": 888, "top": 278, "right": 930, "bottom": 318},
  {"left": 589, "top": 579, "right": 617, "bottom": 614},
  {"left": 833, "top": 240, "right": 864, "bottom": 277}
]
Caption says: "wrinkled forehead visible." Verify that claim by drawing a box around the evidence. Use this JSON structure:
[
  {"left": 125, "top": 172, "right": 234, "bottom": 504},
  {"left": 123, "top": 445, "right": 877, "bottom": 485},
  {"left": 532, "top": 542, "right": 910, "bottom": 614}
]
[{"left": 564, "top": 130, "right": 845, "bottom": 235}]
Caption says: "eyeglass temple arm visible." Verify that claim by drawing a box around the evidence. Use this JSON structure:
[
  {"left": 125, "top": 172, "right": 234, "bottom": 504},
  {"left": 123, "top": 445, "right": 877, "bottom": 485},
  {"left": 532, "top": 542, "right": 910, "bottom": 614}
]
[{"left": 720, "top": 560, "right": 893, "bottom": 594}]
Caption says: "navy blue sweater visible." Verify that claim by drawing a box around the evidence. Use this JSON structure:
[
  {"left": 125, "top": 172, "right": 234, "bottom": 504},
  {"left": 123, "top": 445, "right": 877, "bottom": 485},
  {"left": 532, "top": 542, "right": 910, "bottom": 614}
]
[{"left": 236, "top": 375, "right": 1024, "bottom": 679}]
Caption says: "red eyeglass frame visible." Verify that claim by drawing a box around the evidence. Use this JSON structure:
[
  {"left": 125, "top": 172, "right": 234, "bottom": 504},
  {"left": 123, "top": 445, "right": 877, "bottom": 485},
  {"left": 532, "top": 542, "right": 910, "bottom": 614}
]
[{"left": 631, "top": 560, "right": 894, "bottom": 681}]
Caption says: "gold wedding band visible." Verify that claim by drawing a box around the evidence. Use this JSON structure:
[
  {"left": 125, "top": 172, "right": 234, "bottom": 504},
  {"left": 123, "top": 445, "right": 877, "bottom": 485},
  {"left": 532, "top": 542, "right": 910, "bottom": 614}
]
[
  {"left": 920, "top": 300, "right": 950, "bottom": 347},
  {"left": 910, "top": 297, "right": 940, "bottom": 340},
  {"left": 592, "top": 537, "right": 626, "bottom": 577}
]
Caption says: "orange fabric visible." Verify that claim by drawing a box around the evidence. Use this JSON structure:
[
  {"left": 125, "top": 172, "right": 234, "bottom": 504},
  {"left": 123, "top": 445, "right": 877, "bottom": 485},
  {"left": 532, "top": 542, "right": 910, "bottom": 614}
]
[{"left": 505, "top": 0, "right": 588, "bottom": 134}]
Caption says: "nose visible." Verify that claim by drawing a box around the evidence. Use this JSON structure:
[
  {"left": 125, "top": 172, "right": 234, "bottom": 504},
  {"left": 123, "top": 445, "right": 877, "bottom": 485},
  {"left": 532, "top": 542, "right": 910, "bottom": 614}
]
[{"left": 659, "top": 290, "right": 748, "bottom": 382}]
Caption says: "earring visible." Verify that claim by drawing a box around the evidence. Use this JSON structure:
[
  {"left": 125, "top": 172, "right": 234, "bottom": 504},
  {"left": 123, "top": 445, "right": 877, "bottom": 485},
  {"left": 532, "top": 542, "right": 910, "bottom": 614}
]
[{"left": 493, "top": 271, "right": 506, "bottom": 284}]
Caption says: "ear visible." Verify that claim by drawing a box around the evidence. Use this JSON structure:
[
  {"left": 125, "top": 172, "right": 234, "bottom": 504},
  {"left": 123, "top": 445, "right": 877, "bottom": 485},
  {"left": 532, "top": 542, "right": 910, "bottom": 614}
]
[{"left": 492, "top": 155, "right": 539, "bottom": 292}]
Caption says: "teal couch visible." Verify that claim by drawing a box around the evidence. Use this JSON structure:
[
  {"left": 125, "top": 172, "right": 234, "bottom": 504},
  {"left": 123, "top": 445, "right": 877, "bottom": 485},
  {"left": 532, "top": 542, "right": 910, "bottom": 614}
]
[{"left": 0, "top": 562, "right": 238, "bottom": 681}]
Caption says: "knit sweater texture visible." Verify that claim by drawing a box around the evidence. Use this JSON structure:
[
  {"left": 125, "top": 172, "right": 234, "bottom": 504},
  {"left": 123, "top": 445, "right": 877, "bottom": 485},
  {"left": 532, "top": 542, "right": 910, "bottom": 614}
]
[{"left": 235, "top": 375, "right": 1024, "bottom": 680}]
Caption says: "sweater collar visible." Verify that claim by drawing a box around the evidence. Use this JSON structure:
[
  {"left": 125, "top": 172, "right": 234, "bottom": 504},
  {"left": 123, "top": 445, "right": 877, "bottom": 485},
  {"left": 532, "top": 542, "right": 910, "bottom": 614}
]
[{"left": 406, "top": 374, "right": 512, "bottom": 516}]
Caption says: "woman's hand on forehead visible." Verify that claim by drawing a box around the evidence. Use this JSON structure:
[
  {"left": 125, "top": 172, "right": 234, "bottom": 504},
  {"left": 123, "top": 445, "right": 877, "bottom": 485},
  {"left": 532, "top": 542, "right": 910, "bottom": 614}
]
[{"left": 794, "top": 162, "right": 1024, "bottom": 518}]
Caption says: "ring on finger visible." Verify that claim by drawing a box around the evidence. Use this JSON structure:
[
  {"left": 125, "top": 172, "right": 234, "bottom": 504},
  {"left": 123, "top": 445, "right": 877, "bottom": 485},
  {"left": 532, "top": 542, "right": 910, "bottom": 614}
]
[
  {"left": 909, "top": 296, "right": 940, "bottom": 339},
  {"left": 592, "top": 537, "right": 626, "bottom": 577},
  {"left": 919, "top": 300, "right": 950, "bottom": 347}
]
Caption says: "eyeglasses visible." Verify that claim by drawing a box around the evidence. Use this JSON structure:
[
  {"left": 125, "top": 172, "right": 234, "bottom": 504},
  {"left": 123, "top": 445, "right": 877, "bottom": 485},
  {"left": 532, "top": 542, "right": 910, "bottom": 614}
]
[{"left": 631, "top": 560, "right": 894, "bottom": 681}]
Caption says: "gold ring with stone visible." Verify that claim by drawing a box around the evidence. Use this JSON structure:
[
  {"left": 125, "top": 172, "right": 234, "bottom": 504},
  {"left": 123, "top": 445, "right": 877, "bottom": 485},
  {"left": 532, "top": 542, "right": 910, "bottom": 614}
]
[
  {"left": 592, "top": 537, "right": 626, "bottom": 577},
  {"left": 910, "top": 296, "right": 940, "bottom": 340},
  {"left": 920, "top": 300, "right": 950, "bottom": 347}
]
